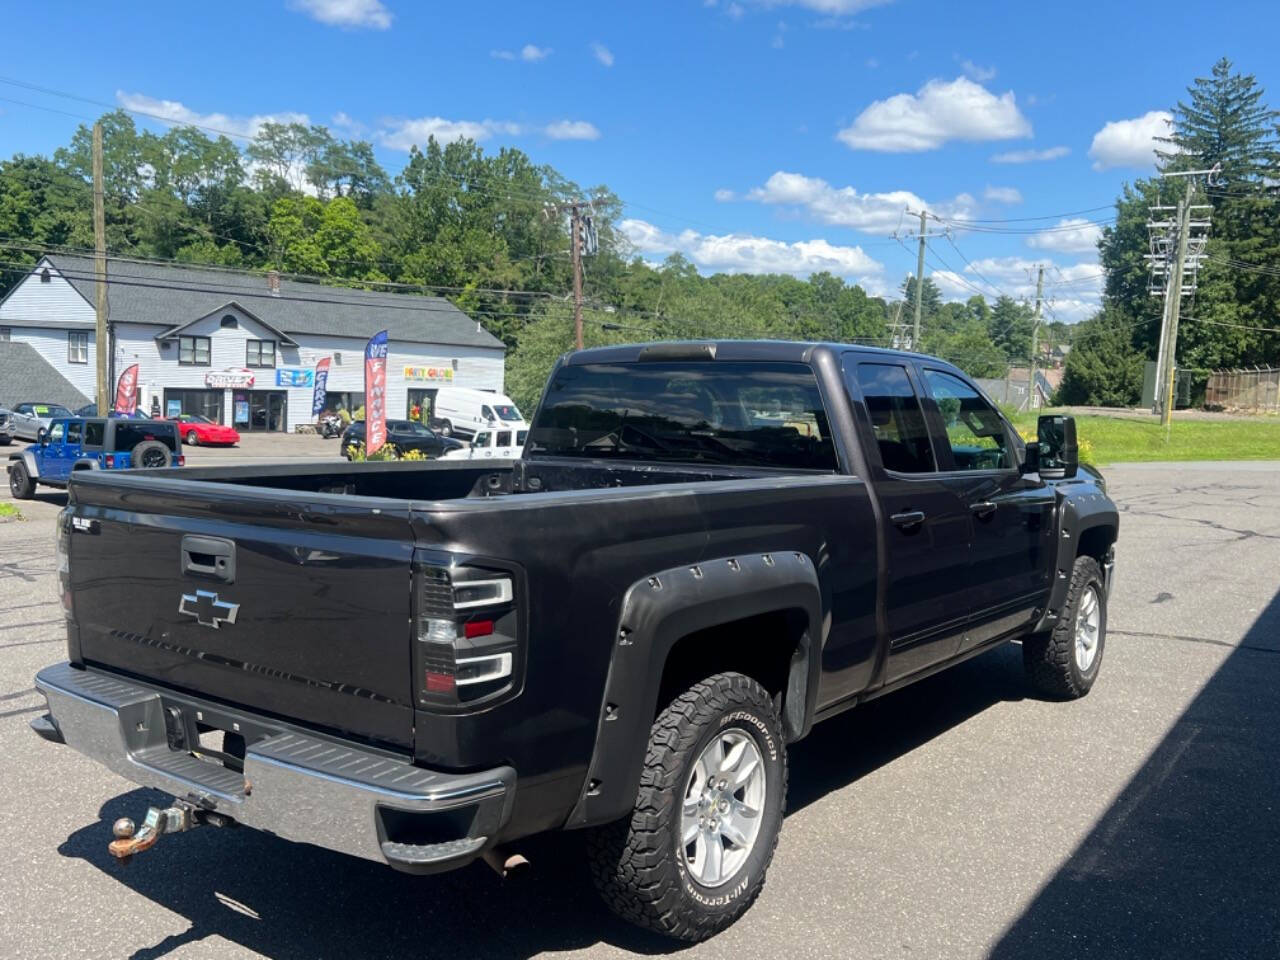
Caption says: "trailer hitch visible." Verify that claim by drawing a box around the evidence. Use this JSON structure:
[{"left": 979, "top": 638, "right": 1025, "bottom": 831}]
[{"left": 108, "top": 799, "right": 231, "bottom": 864}]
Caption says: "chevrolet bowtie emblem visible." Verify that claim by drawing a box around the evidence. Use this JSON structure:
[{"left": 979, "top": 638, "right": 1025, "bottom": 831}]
[{"left": 178, "top": 590, "right": 239, "bottom": 629}]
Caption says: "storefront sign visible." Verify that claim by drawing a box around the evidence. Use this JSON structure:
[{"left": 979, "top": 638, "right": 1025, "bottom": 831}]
[
  {"left": 365, "top": 330, "right": 389, "bottom": 454},
  {"left": 113, "top": 364, "right": 140, "bottom": 414},
  {"left": 311, "top": 357, "right": 331, "bottom": 416},
  {"left": 403, "top": 364, "right": 454, "bottom": 383},
  {"left": 166, "top": 398, "right": 182, "bottom": 418},
  {"left": 234, "top": 399, "right": 250, "bottom": 425},
  {"left": 205, "top": 369, "right": 256, "bottom": 389},
  {"left": 275, "top": 368, "right": 314, "bottom": 388}
]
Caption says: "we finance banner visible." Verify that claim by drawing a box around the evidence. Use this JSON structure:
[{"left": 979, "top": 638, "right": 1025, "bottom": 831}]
[
  {"left": 113, "top": 364, "right": 139, "bottom": 414},
  {"left": 364, "top": 331, "right": 389, "bottom": 454}
]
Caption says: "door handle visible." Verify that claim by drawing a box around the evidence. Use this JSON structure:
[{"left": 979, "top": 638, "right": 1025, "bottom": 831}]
[
  {"left": 181, "top": 535, "right": 236, "bottom": 583},
  {"left": 970, "top": 501, "right": 997, "bottom": 519},
  {"left": 890, "top": 510, "right": 926, "bottom": 529}
]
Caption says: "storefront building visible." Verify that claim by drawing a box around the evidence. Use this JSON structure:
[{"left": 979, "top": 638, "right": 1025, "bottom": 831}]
[{"left": 0, "top": 256, "right": 507, "bottom": 431}]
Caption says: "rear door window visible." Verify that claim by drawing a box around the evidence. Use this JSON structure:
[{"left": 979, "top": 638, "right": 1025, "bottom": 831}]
[
  {"left": 921, "top": 369, "right": 1013, "bottom": 471},
  {"left": 112, "top": 423, "right": 178, "bottom": 452},
  {"left": 850, "top": 363, "right": 936, "bottom": 474},
  {"left": 83, "top": 421, "right": 105, "bottom": 447}
]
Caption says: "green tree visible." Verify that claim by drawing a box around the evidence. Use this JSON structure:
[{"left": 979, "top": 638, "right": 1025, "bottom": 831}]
[{"left": 1055, "top": 309, "right": 1144, "bottom": 406}]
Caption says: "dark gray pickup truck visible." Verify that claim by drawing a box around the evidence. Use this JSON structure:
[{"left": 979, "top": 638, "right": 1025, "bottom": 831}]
[{"left": 31, "top": 340, "right": 1117, "bottom": 941}]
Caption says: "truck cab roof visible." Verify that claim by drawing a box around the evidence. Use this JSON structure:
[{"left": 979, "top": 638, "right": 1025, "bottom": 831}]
[{"left": 563, "top": 339, "right": 965, "bottom": 374}]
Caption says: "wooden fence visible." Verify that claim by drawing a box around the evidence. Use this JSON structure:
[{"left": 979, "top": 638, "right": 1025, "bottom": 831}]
[{"left": 1204, "top": 367, "right": 1280, "bottom": 413}]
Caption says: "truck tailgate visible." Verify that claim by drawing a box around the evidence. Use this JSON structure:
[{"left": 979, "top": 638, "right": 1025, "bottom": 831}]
[{"left": 67, "top": 475, "right": 416, "bottom": 750}]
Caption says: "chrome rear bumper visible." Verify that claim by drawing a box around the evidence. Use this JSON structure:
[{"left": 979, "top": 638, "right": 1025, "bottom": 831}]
[{"left": 33, "top": 662, "right": 515, "bottom": 873}]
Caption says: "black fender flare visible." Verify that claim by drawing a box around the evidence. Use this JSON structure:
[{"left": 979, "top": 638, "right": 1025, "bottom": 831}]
[
  {"left": 7, "top": 449, "right": 40, "bottom": 479},
  {"left": 71, "top": 459, "right": 99, "bottom": 471},
  {"left": 1034, "top": 487, "right": 1118, "bottom": 633},
  {"left": 564, "top": 550, "right": 823, "bottom": 829}
]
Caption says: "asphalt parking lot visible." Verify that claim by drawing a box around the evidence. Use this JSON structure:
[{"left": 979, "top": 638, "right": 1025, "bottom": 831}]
[{"left": 1, "top": 456, "right": 1277, "bottom": 959}]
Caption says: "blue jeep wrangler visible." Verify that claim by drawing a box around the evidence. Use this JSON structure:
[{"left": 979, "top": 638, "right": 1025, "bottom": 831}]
[{"left": 6, "top": 417, "right": 183, "bottom": 499}]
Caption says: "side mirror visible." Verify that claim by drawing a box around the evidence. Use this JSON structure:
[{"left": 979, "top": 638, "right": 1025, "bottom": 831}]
[
  {"left": 1020, "top": 442, "right": 1040, "bottom": 475},
  {"left": 1037, "top": 415, "right": 1078, "bottom": 480},
  {"left": 38, "top": 429, "right": 49, "bottom": 445}
]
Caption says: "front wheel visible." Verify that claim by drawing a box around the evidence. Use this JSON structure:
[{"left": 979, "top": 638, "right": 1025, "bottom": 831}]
[
  {"left": 586, "top": 672, "right": 787, "bottom": 942},
  {"left": 9, "top": 461, "right": 35, "bottom": 499},
  {"left": 1023, "top": 555, "right": 1106, "bottom": 699}
]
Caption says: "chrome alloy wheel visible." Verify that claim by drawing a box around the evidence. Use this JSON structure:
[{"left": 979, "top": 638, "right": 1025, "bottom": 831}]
[
  {"left": 680, "top": 729, "right": 766, "bottom": 888},
  {"left": 1075, "top": 585, "right": 1101, "bottom": 671}
]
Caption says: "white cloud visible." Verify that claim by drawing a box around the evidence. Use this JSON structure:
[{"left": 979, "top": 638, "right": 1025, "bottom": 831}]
[
  {"left": 1026, "top": 217, "right": 1103, "bottom": 255},
  {"left": 543, "top": 120, "right": 601, "bottom": 141},
  {"left": 116, "top": 91, "right": 308, "bottom": 139},
  {"left": 959, "top": 59, "right": 996, "bottom": 82},
  {"left": 620, "top": 218, "right": 885, "bottom": 286},
  {"left": 491, "top": 44, "right": 552, "bottom": 62},
  {"left": 1089, "top": 110, "right": 1171, "bottom": 171},
  {"left": 983, "top": 185, "right": 1023, "bottom": 205},
  {"left": 378, "top": 117, "right": 521, "bottom": 149},
  {"left": 762, "top": 0, "right": 893, "bottom": 11},
  {"left": 837, "top": 76, "right": 1031, "bottom": 152},
  {"left": 377, "top": 116, "right": 600, "bottom": 149},
  {"left": 591, "top": 42, "right": 614, "bottom": 66},
  {"left": 740, "top": 170, "right": 976, "bottom": 234},
  {"left": 713, "top": 188, "right": 737, "bottom": 202},
  {"left": 287, "top": 0, "right": 391, "bottom": 29},
  {"left": 931, "top": 255, "right": 1102, "bottom": 322},
  {"left": 990, "top": 145, "right": 1069, "bottom": 164}
]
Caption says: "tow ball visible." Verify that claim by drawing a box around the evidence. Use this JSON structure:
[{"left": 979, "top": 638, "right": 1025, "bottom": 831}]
[{"left": 108, "top": 799, "right": 231, "bottom": 864}]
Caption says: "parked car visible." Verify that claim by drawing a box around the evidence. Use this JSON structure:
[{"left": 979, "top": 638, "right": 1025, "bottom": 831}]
[
  {"left": 429, "top": 387, "right": 528, "bottom": 440},
  {"left": 6, "top": 417, "right": 182, "bottom": 498},
  {"left": 160, "top": 414, "right": 241, "bottom": 447},
  {"left": 0, "top": 407, "right": 14, "bottom": 445},
  {"left": 439, "top": 427, "right": 525, "bottom": 460},
  {"left": 339, "top": 419, "right": 464, "bottom": 459},
  {"left": 6, "top": 402, "right": 75, "bottom": 441},
  {"left": 29, "top": 341, "right": 1116, "bottom": 942}
]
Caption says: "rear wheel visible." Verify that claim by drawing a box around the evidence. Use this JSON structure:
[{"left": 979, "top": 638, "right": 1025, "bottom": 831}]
[
  {"left": 1023, "top": 555, "right": 1106, "bottom": 699},
  {"left": 131, "top": 441, "right": 172, "bottom": 470},
  {"left": 586, "top": 672, "right": 787, "bottom": 942},
  {"left": 8, "top": 461, "right": 35, "bottom": 499}
]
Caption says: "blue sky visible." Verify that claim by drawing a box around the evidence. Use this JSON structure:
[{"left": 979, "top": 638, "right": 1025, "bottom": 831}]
[{"left": 1, "top": 0, "right": 1276, "bottom": 323}]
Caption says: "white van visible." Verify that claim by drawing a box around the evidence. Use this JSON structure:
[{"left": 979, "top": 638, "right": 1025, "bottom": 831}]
[
  {"left": 439, "top": 427, "right": 525, "bottom": 461},
  {"left": 429, "top": 388, "right": 528, "bottom": 441}
]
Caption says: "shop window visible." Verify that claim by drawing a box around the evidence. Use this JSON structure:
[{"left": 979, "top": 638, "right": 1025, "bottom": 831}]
[
  {"left": 68, "top": 331, "right": 89, "bottom": 364},
  {"left": 179, "top": 336, "right": 211, "bottom": 366},
  {"left": 246, "top": 339, "right": 276, "bottom": 368}
]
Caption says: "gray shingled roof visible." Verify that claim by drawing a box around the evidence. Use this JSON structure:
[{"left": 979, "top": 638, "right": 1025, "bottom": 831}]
[
  {"left": 42, "top": 254, "right": 505, "bottom": 351},
  {"left": 0, "top": 341, "right": 92, "bottom": 410}
]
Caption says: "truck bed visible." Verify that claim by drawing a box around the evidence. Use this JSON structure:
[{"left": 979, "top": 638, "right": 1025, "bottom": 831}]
[{"left": 65, "top": 458, "right": 864, "bottom": 777}]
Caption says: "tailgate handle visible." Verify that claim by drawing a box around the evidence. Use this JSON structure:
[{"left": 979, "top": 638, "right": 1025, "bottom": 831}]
[{"left": 181, "top": 535, "right": 236, "bottom": 583}]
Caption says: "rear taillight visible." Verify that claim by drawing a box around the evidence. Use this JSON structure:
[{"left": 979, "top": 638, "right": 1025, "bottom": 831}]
[
  {"left": 413, "top": 561, "right": 520, "bottom": 711},
  {"left": 104, "top": 455, "right": 115, "bottom": 468},
  {"left": 176, "top": 454, "right": 185, "bottom": 466},
  {"left": 55, "top": 508, "right": 72, "bottom": 619}
]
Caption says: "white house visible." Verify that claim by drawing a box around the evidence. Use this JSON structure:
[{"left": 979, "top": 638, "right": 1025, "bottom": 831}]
[{"left": 0, "top": 255, "right": 507, "bottom": 432}]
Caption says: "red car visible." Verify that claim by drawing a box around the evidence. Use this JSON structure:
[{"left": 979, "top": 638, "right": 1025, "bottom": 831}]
[{"left": 163, "top": 414, "right": 240, "bottom": 447}]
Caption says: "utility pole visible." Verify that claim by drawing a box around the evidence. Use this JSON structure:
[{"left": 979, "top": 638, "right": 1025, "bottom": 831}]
[
  {"left": 548, "top": 200, "right": 593, "bottom": 350},
  {"left": 1028, "top": 264, "right": 1044, "bottom": 411},
  {"left": 92, "top": 121, "right": 109, "bottom": 413},
  {"left": 570, "top": 203, "right": 583, "bottom": 351},
  {"left": 912, "top": 208, "right": 927, "bottom": 350},
  {"left": 1161, "top": 186, "right": 1195, "bottom": 427}
]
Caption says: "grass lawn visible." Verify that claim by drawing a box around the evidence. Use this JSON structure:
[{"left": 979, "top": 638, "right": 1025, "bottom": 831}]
[
  {"left": 1009, "top": 411, "right": 1280, "bottom": 465},
  {"left": 0, "top": 502, "right": 22, "bottom": 521}
]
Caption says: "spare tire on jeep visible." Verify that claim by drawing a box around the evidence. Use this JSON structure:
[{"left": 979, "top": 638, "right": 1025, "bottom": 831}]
[{"left": 131, "top": 441, "right": 172, "bottom": 469}]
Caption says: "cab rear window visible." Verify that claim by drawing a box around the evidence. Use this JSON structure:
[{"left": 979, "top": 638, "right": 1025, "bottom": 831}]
[{"left": 528, "top": 361, "right": 836, "bottom": 471}]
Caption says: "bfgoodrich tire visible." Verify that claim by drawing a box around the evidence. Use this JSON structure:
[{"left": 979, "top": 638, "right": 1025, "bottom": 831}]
[
  {"left": 586, "top": 672, "right": 787, "bottom": 942},
  {"left": 1023, "top": 555, "right": 1107, "bottom": 699},
  {"left": 131, "top": 441, "right": 172, "bottom": 469}
]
